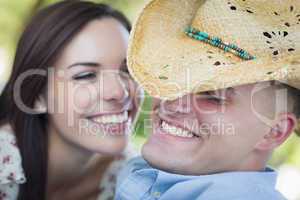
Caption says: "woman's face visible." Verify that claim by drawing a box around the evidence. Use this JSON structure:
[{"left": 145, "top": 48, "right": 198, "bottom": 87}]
[{"left": 46, "top": 18, "right": 139, "bottom": 155}]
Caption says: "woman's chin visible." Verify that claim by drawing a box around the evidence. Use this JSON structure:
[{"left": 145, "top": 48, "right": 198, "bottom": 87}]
[{"left": 87, "top": 135, "right": 128, "bottom": 156}]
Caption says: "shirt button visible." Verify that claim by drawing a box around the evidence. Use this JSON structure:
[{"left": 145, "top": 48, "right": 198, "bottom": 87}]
[{"left": 152, "top": 191, "right": 161, "bottom": 198}]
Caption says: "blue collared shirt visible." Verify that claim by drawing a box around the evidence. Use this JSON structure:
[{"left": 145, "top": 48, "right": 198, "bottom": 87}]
[{"left": 116, "top": 156, "right": 286, "bottom": 200}]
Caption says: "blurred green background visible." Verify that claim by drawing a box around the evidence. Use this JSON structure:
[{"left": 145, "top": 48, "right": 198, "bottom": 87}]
[{"left": 0, "top": 0, "right": 299, "bottom": 199}]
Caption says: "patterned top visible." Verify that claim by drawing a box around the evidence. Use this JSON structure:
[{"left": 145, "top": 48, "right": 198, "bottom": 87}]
[
  {"left": 0, "top": 124, "right": 135, "bottom": 200},
  {"left": 0, "top": 125, "right": 26, "bottom": 200}
]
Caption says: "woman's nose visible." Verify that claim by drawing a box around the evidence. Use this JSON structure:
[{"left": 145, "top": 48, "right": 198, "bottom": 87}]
[{"left": 101, "top": 72, "right": 129, "bottom": 102}]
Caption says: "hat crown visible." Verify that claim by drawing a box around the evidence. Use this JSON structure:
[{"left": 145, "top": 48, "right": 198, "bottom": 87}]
[
  {"left": 190, "top": 0, "right": 300, "bottom": 60},
  {"left": 127, "top": 0, "right": 300, "bottom": 99}
]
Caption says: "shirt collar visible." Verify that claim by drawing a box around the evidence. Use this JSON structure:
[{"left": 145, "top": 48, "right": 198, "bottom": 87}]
[{"left": 153, "top": 166, "right": 278, "bottom": 190}]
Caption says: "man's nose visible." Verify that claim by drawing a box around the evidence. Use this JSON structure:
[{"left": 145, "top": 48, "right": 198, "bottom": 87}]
[{"left": 161, "top": 95, "right": 192, "bottom": 114}]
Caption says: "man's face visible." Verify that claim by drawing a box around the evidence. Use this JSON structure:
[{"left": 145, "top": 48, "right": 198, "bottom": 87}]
[{"left": 142, "top": 81, "right": 287, "bottom": 175}]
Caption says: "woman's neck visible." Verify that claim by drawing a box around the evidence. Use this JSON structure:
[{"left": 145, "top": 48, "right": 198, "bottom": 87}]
[{"left": 46, "top": 124, "right": 114, "bottom": 199}]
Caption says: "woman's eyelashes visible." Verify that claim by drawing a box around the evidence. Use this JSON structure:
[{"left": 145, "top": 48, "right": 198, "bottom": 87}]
[
  {"left": 72, "top": 71, "right": 97, "bottom": 81},
  {"left": 71, "top": 63, "right": 131, "bottom": 82}
]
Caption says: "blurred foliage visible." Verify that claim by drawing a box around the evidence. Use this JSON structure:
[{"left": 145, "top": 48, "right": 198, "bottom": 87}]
[
  {"left": 0, "top": 0, "right": 300, "bottom": 169},
  {"left": 0, "top": 0, "right": 146, "bottom": 66},
  {"left": 0, "top": 0, "right": 34, "bottom": 54},
  {"left": 131, "top": 93, "right": 152, "bottom": 150}
]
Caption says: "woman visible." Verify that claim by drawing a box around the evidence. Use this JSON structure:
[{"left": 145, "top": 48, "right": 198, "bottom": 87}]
[{"left": 0, "top": 1, "right": 141, "bottom": 199}]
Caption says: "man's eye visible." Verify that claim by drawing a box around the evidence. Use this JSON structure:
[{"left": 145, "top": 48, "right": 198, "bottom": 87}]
[
  {"left": 73, "top": 72, "right": 97, "bottom": 80},
  {"left": 199, "top": 91, "right": 227, "bottom": 105},
  {"left": 207, "top": 96, "right": 226, "bottom": 104}
]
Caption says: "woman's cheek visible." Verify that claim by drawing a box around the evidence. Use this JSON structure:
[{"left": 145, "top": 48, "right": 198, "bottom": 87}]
[{"left": 72, "top": 84, "right": 97, "bottom": 111}]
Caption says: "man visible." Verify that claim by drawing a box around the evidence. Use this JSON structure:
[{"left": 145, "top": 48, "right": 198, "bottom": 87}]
[{"left": 116, "top": 0, "right": 300, "bottom": 199}]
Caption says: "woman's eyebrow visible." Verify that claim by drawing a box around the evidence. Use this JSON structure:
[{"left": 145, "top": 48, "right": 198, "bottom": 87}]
[{"left": 67, "top": 62, "right": 101, "bottom": 69}]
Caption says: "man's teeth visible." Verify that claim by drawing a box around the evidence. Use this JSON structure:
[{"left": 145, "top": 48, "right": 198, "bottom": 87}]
[
  {"left": 161, "top": 121, "right": 194, "bottom": 138},
  {"left": 91, "top": 111, "right": 128, "bottom": 124}
]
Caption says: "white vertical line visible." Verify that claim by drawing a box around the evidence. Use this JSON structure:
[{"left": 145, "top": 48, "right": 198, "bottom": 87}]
[
  {"left": 0, "top": 48, "right": 6, "bottom": 79},
  {"left": 0, "top": 48, "right": 7, "bottom": 93}
]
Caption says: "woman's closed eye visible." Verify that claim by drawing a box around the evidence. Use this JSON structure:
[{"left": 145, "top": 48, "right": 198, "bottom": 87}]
[{"left": 72, "top": 71, "right": 97, "bottom": 81}]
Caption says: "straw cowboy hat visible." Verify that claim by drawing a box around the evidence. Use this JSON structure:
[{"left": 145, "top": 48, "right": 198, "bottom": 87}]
[{"left": 127, "top": 0, "right": 300, "bottom": 134}]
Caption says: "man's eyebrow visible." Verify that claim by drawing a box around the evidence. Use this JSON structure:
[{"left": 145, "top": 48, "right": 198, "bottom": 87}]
[
  {"left": 226, "top": 87, "right": 240, "bottom": 97},
  {"left": 215, "top": 87, "right": 234, "bottom": 94},
  {"left": 227, "top": 87, "right": 235, "bottom": 93},
  {"left": 215, "top": 87, "right": 235, "bottom": 96},
  {"left": 67, "top": 62, "right": 101, "bottom": 69}
]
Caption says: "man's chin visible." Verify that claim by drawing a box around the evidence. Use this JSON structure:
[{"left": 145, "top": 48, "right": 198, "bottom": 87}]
[{"left": 141, "top": 143, "right": 191, "bottom": 175}]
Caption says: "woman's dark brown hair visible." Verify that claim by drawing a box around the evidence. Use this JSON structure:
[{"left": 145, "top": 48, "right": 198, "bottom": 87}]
[{"left": 0, "top": 1, "right": 131, "bottom": 199}]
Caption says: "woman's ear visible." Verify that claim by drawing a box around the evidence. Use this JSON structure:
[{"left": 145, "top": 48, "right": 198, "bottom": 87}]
[
  {"left": 255, "top": 113, "right": 297, "bottom": 151},
  {"left": 34, "top": 95, "right": 47, "bottom": 114}
]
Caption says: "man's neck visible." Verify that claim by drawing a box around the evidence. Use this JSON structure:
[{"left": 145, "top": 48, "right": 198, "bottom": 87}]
[{"left": 231, "top": 150, "right": 270, "bottom": 172}]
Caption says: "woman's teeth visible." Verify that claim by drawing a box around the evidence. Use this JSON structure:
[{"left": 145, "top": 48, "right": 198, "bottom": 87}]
[
  {"left": 90, "top": 111, "right": 128, "bottom": 124},
  {"left": 161, "top": 121, "right": 194, "bottom": 138}
]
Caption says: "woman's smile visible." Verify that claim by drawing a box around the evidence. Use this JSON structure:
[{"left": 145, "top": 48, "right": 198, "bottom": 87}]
[{"left": 87, "top": 110, "right": 132, "bottom": 136}]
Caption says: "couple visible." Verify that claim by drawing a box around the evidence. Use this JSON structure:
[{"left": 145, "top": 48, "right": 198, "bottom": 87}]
[{"left": 0, "top": 0, "right": 299, "bottom": 200}]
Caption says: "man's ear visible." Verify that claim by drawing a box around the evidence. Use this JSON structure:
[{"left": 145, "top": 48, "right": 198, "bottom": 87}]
[
  {"left": 255, "top": 113, "right": 297, "bottom": 151},
  {"left": 34, "top": 95, "right": 47, "bottom": 114}
]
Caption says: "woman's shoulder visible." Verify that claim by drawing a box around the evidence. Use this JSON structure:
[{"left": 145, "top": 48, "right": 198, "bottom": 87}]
[
  {"left": 0, "top": 124, "right": 26, "bottom": 200},
  {"left": 0, "top": 124, "right": 14, "bottom": 140}
]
